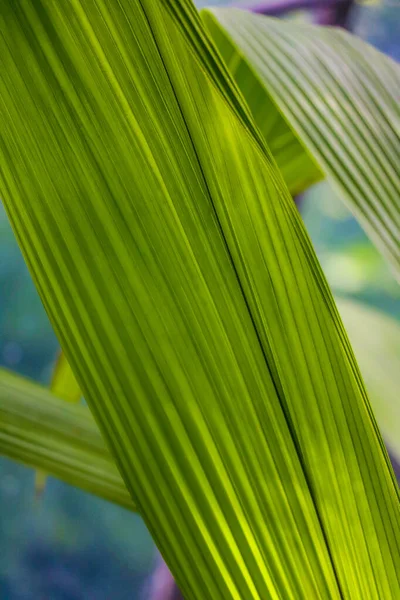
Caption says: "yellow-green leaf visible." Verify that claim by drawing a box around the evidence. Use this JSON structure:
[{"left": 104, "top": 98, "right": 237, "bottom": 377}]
[
  {"left": 50, "top": 351, "right": 82, "bottom": 403},
  {"left": 201, "top": 10, "right": 322, "bottom": 195},
  {"left": 337, "top": 299, "right": 400, "bottom": 466},
  {"left": 0, "top": 2, "right": 398, "bottom": 599},
  {"left": 35, "top": 351, "right": 82, "bottom": 494},
  {"left": 0, "top": 368, "right": 132, "bottom": 510},
  {"left": 3, "top": 297, "right": 400, "bottom": 512},
  {"left": 203, "top": 9, "right": 400, "bottom": 276}
]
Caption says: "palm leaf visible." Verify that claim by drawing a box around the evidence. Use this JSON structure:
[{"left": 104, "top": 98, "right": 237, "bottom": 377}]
[
  {"left": 0, "top": 368, "right": 132, "bottom": 509},
  {"left": 0, "top": 1, "right": 398, "bottom": 598},
  {"left": 3, "top": 296, "right": 400, "bottom": 507},
  {"left": 50, "top": 350, "right": 82, "bottom": 403},
  {"left": 337, "top": 298, "right": 400, "bottom": 466},
  {"left": 202, "top": 9, "right": 400, "bottom": 277},
  {"left": 200, "top": 10, "right": 322, "bottom": 196},
  {"left": 35, "top": 350, "right": 82, "bottom": 494}
]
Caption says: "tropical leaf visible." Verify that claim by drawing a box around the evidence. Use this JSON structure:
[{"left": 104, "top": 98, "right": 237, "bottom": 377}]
[
  {"left": 3, "top": 295, "right": 400, "bottom": 511},
  {"left": 3, "top": 296, "right": 400, "bottom": 508},
  {"left": 0, "top": 368, "right": 132, "bottom": 509},
  {"left": 0, "top": 2, "right": 399, "bottom": 599},
  {"left": 337, "top": 298, "right": 400, "bottom": 464},
  {"left": 202, "top": 9, "right": 400, "bottom": 277},
  {"left": 200, "top": 11, "right": 322, "bottom": 195},
  {"left": 50, "top": 350, "right": 82, "bottom": 403},
  {"left": 35, "top": 350, "right": 82, "bottom": 494}
]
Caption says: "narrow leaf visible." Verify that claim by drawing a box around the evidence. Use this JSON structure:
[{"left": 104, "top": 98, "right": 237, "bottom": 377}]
[
  {"left": 200, "top": 10, "right": 322, "bottom": 195},
  {"left": 203, "top": 9, "right": 400, "bottom": 277},
  {"left": 0, "top": 368, "right": 132, "bottom": 509},
  {"left": 50, "top": 350, "right": 82, "bottom": 403},
  {"left": 337, "top": 298, "right": 400, "bottom": 466},
  {"left": 3, "top": 298, "right": 400, "bottom": 511},
  {"left": 0, "top": 2, "right": 399, "bottom": 599},
  {"left": 35, "top": 351, "right": 82, "bottom": 495}
]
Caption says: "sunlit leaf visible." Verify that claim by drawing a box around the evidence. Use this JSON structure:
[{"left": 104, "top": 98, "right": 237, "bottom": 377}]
[
  {"left": 50, "top": 350, "right": 82, "bottom": 403},
  {"left": 0, "top": 368, "right": 132, "bottom": 509},
  {"left": 35, "top": 351, "right": 82, "bottom": 495},
  {"left": 201, "top": 10, "right": 322, "bottom": 195},
  {"left": 4, "top": 298, "right": 400, "bottom": 508},
  {"left": 203, "top": 9, "right": 400, "bottom": 277},
  {"left": 337, "top": 298, "right": 400, "bottom": 466},
  {"left": 0, "top": 2, "right": 399, "bottom": 598}
]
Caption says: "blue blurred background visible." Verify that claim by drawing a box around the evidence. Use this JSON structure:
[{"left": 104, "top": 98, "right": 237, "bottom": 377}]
[{"left": 0, "top": 1, "right": 398, "bottom": 598}]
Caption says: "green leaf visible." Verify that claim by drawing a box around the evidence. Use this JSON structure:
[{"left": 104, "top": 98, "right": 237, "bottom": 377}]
[
  {"left": 202, "top": 9, "right": 400, "bottom": 277},
  {"left": 0, "top": 2, "right": 398, "bottom": 598},
  {"left": 35, "top": 351, "right": 82, "bottom": 494},
  {"left": 3, "top": 294, "right": 400, "bottom": 513},
  {"left": 50, "top": 350, "right": 82, "bottom": 403},
  {"left": 337, "top": 298, "right": 400, "bottom": 465},
  {"left": 0, "top": 368, "right": 133, "bottom": 510},
  {"left": 200, "top": 10, "right": 322, "bottom": 196}
]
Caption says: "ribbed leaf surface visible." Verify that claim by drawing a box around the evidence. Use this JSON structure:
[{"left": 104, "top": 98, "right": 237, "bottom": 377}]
[
  {"left": 3, "top": 296, "right": 400, "bottom": 510},
  {"left": 0, "top": 369, "right": 132, "bottom": 509},
  {"left": 0, "top": 2, "right": 399, "bottom": 598},
  {"left": 35, "top": 351, "right": 82, "bottom": 493},
  {"left": 203, "top": 9, "right": 400, "bottom": 276},
  {"left": 201, "top": 11, "right": 322, "bottom": 195}
]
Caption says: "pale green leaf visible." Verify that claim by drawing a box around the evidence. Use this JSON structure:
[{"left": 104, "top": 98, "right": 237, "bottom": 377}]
[
  {"left": 4, "top": 295, "right": 400, "bottom": 512},
  {"left": 337, "top": 298, "right": 400, "bottom": 465},
  {"left": 0, "top": 368, "right": 132, "bottom": 509},
  {"left": 0, "top": 2, "right": 399, "bottom": 599},
  {"left": 203, "top": 9, "right": 400, "bottom": 276},
  {"left": 200, "top": 11, "right": 322, "bottom": 195}
]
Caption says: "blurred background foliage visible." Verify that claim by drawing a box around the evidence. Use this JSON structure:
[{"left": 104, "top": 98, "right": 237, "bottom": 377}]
[{"left": 0, "top": 1, "right": 398, "bottom": 598}]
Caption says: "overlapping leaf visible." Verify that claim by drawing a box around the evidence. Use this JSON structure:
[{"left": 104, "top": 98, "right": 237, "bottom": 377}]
[
  {"left": 35, "top": 351, "right": 82, "bottom": 494},
  {"left": 2, "top": 297, "right": 400, "bottom": 505},
  {"left": 337, "top": 299, "right": 400, "bottom": 465},
  {"left": 203, "top": 8, "right": 400, "bottom": 276},
  {"left": 50, "top": 351, "right": 82, "bottom": 403},
  {"left": 200, "top": 10, "right": 322, "bottom": 195},
  {"left": 0, "top": 368, "right": 132, "bottom": 509},
  {"left": 0, "top": 1, "right": 399, "bottom": 599}
]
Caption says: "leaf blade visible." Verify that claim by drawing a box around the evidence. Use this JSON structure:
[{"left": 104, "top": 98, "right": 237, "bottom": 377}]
[
  {"left": 203, "top": 9, "right": 400, "bottom": 276},
  {"left": 0, "top": 368, "right": 133, "bottom": 509},
  {"left": 51, "top": 351, "right": 82, "bottom": 403},
  {"left": 35, "top": 351, "right": 82, "bottom": 494},
  {"left": 337, "top": 299, "right": 400, "bottom": 466},
  {"left": 0, "top": 2, "right": 399, "bottom": 598},
  {"left": 201, "top": 11, "right": 323, "bottom": 195}
]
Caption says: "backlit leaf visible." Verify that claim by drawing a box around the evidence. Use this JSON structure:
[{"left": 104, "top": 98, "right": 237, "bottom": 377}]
[
  {"left": 0, "top": 2, "right": 398, "bottom": 598},
  {"left": 0, "top": 368, "right": 132, "bottom": 509},
  {"left": 50, "top": 350, "right": 82, "bottom": 403},
  {"left": 203, "top": 9, "right": 400, "bottom": 277},
  {"left": 35, "top": 351, "right": 82, "bottom": 494},
  {"left": 337, "top": 298, "right": 400, "bottom": 466}
]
